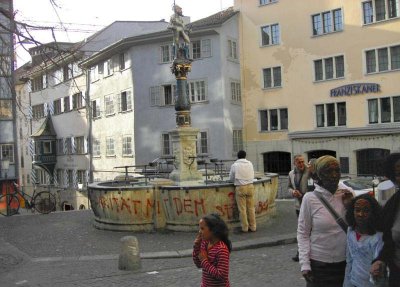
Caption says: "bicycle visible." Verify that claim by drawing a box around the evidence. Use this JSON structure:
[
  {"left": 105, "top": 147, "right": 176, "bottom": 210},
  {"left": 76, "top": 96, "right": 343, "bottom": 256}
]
[{"left": 0, "top": 182, "right": 56, "bottom": 216}]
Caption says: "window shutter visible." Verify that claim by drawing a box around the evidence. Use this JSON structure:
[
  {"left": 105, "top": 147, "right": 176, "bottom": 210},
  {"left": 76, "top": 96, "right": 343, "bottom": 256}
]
[
  {"left": 117, "top": 93, "right": 121, "bottom": 112},
  {"left": 68, "top": 96, "right": 73, "bottom": 110},
  {"left": 64, "top": 170, "right": 68, "bottom": 188},
  {"left": 127, "top": 91, "right": 132, "bottom": 110},
  {"left": 82, "top": 92, "right": 86, "bottom": 108},
  {"left": 84, "top": 137, "right": 88, "bottom": 154},
  {"left": 43, "top": 74, "right": 47, "bottom": 89},
  {"left": 73, "top": 170, "right": 78, "bottom": 188},
  {"left": 71, "top": 137, "right": 76, "bottom": 154},
  {"left": 60, "top": 97, "right": 64, "bottom": 113},
  {"left": 125, "top": 52, "right": 130, "bottom": 68},
  {"left": 28, "top": 106, "right": 33, "bottom": 119},
  {"left": 43, "top": 102, "right": 48, "bottom": 116},
  {"left": 48, "top": 101, "right": 54, "bottom": 115},
  {"left": 63, "top": 138, "right": 67, "bottom": 154}
]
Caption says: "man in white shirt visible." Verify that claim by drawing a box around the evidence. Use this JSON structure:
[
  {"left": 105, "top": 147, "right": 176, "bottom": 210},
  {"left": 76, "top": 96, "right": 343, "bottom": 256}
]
[{"left": 229, "top": 150, "right": 255, "bottom": 233}]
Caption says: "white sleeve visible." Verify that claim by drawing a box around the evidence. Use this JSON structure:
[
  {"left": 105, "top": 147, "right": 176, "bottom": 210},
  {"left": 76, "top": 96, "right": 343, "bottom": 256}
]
[{"left": 297, "top": 194, "right": 312, "bottom": 271}]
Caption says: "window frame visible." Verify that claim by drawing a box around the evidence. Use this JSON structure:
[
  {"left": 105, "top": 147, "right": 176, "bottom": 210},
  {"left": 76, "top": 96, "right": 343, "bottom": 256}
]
[
  {"left": 262, "top": 66, "right": 282, "bottom": 89},
  {"left": 362, "top": 0, "right": 400, "bottom": 25},
  {"left": 1, "top": 144, "right": 14, "bottom": 163},
  {"left": 364, "top": 44, "right": 400, "bottom": 74},
  {"left": 122, "top": 135, "right": 133, "bottom": 156},
  {"left": 312, "top": 8, "right": 343, "bottom": 36},
  {"left": 260, "top": 23, "right": 280, "bottom": 47},
  {"left": 161, "top": 133, "right": 171, "bottom": 156},
  {"left": 315, "top": 102, "right": 347, "bottom": 127},
  {"left": 259, "top": 108, "right": 288, "bottom": 132},
  {"left": 313, "top": 54, "right": 345, "bottom": 82},
  {"left": 106, "top": 137, "right": 115, "bottom": 157},
  {"left": 104, "top": 94, "right": 115, "bottom": 116}
]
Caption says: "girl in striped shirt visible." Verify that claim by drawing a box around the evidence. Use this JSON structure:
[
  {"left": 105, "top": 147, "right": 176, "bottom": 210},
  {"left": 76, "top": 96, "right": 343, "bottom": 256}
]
[{"left": 193, "top": 213, "right": 232, "bottom": 287}]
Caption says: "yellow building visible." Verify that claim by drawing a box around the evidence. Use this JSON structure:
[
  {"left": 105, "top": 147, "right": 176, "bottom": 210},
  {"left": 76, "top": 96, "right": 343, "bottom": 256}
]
[{"left": 235, "top": 0, "right": 400, "bottom": 177}]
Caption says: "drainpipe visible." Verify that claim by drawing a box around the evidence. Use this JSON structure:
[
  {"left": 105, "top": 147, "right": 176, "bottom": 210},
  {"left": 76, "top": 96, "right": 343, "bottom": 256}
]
[{"left": 86, "top": 68, "right": 93, "bottom": 183}]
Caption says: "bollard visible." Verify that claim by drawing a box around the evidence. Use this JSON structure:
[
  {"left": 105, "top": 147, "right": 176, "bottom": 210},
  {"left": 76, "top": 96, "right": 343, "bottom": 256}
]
[{"left": 118, "top": 236, "right": 141, "bottom": 271}]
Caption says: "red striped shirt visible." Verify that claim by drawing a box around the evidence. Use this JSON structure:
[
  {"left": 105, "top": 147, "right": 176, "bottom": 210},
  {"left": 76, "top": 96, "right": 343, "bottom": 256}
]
[{"left": 193, "top": 240, "right": 230, "bottom": 287}]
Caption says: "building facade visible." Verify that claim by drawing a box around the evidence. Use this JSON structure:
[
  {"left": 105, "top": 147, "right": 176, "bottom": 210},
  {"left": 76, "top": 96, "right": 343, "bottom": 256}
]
[
  {"left": 0, "top": 0, "right": 18, "bottom": 184},
  {"left": 81, "top": 8, "right": 243, "bottom": 179},
  {"left": 235, "top": 0, "right": 400, "bottom": 177}
]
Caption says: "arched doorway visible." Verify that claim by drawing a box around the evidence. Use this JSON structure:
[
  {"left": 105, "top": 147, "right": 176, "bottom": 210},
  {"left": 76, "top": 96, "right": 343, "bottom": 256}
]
[
  {"left": 263, "top": 152, "right": 291, "bottom": 175},
  {"left": 356, "top": 148, "right": 390, "bottom": 176},
  {"left": 307, "top": 150, "right": 336, "bottom": 160}
]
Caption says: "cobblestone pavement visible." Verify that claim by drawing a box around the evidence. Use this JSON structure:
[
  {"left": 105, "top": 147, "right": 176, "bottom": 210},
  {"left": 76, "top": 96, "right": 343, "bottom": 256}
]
[{"left": 1, "top": 244, "right": 304, "bottom": 287}]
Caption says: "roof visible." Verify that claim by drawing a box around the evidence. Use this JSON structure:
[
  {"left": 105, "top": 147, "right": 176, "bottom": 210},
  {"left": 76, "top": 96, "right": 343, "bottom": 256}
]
[
  {"left": 190, "top": 7, "right": 237, "bottom": 29},
  {"left": 31, "top": 116, "right": 57, "bottom": 137}
]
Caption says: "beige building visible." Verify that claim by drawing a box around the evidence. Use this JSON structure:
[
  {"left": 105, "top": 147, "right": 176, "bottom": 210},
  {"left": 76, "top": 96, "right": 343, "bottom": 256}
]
[{"left": 235, "top": 0, "right": 400, "bottom": 177}]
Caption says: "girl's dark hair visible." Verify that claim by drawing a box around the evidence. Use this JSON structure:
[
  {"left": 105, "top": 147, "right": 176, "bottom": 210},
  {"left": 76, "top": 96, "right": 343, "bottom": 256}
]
[
  {"left": 345, "top": 194, "right": 383, "bottom": 234},
  {"left": 202, "top": 213, "right": 232, "bottom": 252},
  {"left": 384, "top": 153, "right": 400, "bottom": 184}
]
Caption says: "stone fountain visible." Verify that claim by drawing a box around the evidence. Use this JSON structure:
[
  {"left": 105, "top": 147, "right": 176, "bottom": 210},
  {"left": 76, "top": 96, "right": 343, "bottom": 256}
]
[{"left": 88, "top": 4, "right": 278, "bottom": 232}]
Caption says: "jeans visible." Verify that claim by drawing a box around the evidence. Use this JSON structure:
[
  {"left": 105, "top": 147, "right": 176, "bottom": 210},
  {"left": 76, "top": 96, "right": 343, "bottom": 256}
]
[
  {"left": 306, "top": 259, "right": 346, "bottom": 287},
  {"left": 235, "top": 184, "right": 256, "bottom": 232}
]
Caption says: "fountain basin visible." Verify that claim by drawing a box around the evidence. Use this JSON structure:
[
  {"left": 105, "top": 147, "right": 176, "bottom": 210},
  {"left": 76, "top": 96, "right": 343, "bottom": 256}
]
[{"left": 88, "top": 174, "right": 278, "bottom": 232}]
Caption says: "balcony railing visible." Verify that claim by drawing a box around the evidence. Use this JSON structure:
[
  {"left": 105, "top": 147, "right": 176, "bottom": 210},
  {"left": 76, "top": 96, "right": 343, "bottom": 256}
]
[{"left": 33, "top": 154, "right": 57, "bottom": 164}]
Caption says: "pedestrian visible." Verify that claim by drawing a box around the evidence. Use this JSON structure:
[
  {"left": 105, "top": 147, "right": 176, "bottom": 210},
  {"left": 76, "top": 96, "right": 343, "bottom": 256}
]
[
  {"left": 343, "top": 194, "right": 384, "bottom": 287},
  {"left": 288, "top": 155, "right": 310, "bottom": 261},
  {"left": 193, "top": 213, "right": 232, "bottom": 287},
  {"left": 297, "top": 155, "right": 353, "bottom": 287},
  {"left": 307, "top": 158, "right": 317, "bottom": 192},
  {"left": 370, "top": 153, "right": 400, "bottom": 287},
  {"left": 229, "top": 150, "right": 256, "bottom": 233}
]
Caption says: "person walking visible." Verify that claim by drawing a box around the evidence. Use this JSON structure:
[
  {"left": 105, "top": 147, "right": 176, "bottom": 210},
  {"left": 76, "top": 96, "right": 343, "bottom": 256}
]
[
  {"left": 288, "top": 155, "right": 310, "bottom": 261},
  {"left": 297, "top": 155, "right": 352, "bottom": 287},
  {"left": 193, "top": 213, "right": 232, "bottom": 287},
  {"left": 370, "top": 153, "right": 400, "bottom": 287},
  {"left": 229, "top": 150, "right": 256, "bottom": 233}
]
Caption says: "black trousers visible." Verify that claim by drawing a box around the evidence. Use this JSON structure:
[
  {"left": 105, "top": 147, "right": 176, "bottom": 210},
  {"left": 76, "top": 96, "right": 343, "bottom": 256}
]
[
  {"left": 306, "top": 259, "right": 346, "bottom": 287},
  {"left": 389, "top": 263, "right": 400, "bottom": 287}
]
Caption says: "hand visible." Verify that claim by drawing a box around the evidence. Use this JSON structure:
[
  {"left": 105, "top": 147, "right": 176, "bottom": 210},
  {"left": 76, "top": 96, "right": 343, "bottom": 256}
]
[
  {"left": 293, "top": 190, "right": 303, "bottom": 198},
  {"left": 302, "top": 270, "right": 314, "bottom": 283},
  {"left": 370, "top": 260, "right": 384, "bottom": 277},
  {"left": 194, "top": 231, "right": 202, "bottom": 247},
  {"left": 198, "top": 250, "right": 208, "bottom": 261},
  {"left": 340, "top": 189, "right": 354, "bottom": 207}
]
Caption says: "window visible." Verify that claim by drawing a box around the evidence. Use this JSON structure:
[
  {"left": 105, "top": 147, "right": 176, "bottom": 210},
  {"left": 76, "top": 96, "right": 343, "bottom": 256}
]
[
  {"left": 68, "top": 170, "right": 74, "bottom": 187},
  {"left": 65, "top": 137, "right": 72, "bottom": 155},
  {"left": 263, "top": 152, "right": 291, "bottom": 175},
  {"left": 32, "top": 104, "right": 45, "bottom": 119},
  {"left": 363, "top": 0, "right": 399, "bottom": 24},
  {"left": 314, "top": 55, "right": 345, "bottom": 81},
  {"left": 106, "top": 137, "right": 115, "bottom": 156},
  {"left": 366, "top": 45, "right": 400, "bottom": 73},
  {"left": 122, "top": 136, "right": 133, "bottom": 156},
  {"left": 72, "top": 63, "right": 82, "bottom": 77},
  {"left": 92, "top": 98, "right": 101, "bottom": 118},
  {"left": 104, "top": 95, "right": 114, "bottom": 116},
  {"left": 120, "top": 91, "right": 132, "bottom": 112},
  {"left": 43, "top": 141, "right": 52, "bottom": 154},
  {"left": 260, "top": 0, "right": 277, "bottom": 5},
  {"left": 259, "top": 108, "right": 288, "bottom": 131},
  {"left": 197, "top": 131, "right": 208, "bottom": 155},
  {"left": 189, "top": 80, "right": 207, "bottom": 103},
  {"left": 93, "top": 138, "right": 101, "bottom": 157},
  {"left": 90, "top": 65, "right": 99, "bottom": 82},
  {"left": 357, "top": 148, "right": 390, "bottom": 176},
  {"left": 312, "top": 9, "right": 343, "bottom": 36},
  {"left": 53, "top": 99, "right": 62, "bottom": 115},
  {"left": 162, "top": 85, "right": 174, "bottom": 106},
  {"left": 1, "top": 144, "right": 14, "bottom": 163},
  {"left": 192, "top": 40, "right": 201, "bottom": 59},
  {"left": 232, "top": 130, "right": 243, "bottom": 153},
  {"left": 63, "top": 96, "right": 70, "bottom": 112},
  {"left": 77, "top": 170, "right": 87, "bottom": 187},
  {"left": 75, "top": 136, "right": 85, "bottom": 154},
  {"left": 72, "top": 92, "right": 83, "bottom": 109},
  {"left": 63, "top": 64, "right": 72, "bottom": 82},
  {"left": 119, "top": 52, "right": 129, "bottom": 70},
  {"left": 56, "top": 169, "right": 64, "bottom": 186},
  {"left": 340, "top": 157, "right": 350, "bottom": 174},
  {"left": 201, "top": 39, "right": 211, "bottom": 58},
  {"left": 150, "top": 86, "right": 161, "bottom": 106},
  {"left": 162, "top": 133, "right": 171, "bottom": 155},
  {"left": 104, "top": 59, "right": 113, "bottom": 77},
  {"left": 394, "top": 96, "right": 400, "bottom": 122},
  {"left": 231, "top": 81, "right": 241, "bottom": 103},
  {"left": 0, "top": 99, "right": 12, "bottom": 119},
  {"left": 261, "top": 24, "right": 280, "bottom": 46},
  {"left": 316, "top": 102, "right": 346, "bottom": 127},
  {"left": 263, "top": 66, "right": 282, "bottom": 88},
  {"left": 160, "top": 44, "right": 173, "bottom": 63},
  {"left": 31, "top": 74, "right": 47, "bottom": 92},
  {"left": 368, "top": 99, "right": 379, "bottom": 123},
  {"left": 228, "top": 39, "right": 238, "bottom": 60}
]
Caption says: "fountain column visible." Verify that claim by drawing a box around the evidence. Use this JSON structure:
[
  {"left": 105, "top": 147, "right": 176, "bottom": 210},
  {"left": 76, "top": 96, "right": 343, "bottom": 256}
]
[{"left": 168, "top": 5, "right": 202, "bottom": 182}]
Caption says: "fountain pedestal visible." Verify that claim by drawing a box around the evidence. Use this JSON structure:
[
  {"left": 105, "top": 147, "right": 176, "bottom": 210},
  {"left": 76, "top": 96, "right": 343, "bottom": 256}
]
[{"left": 169, "top": 127, "right": 203, "bottom": 182}]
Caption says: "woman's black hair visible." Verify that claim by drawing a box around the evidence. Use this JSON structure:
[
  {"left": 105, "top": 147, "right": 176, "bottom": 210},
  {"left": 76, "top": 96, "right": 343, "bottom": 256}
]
[
  {"left": 384, "top": 153, "right": 400, "bottom": 184},
  {"left": 202, "top": 213, "right": 232, "bottom": 252},
  {"left": 345, "top": 194, "right": 383, "bottom": 234}
]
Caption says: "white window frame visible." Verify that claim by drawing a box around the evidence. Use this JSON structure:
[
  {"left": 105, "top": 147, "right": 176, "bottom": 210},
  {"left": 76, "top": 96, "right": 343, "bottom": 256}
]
[
  {"left": 367, "top": 96, "right": 400, "bottom": 124},
  {"left": 160, "top": 44, "right": 173, "bottom": 63},
  {"left": 260, "top": 23, "right": 280, "bottom": 47},
  {"left": 119, "top": 90, "right": 133, "bottom": 112},
  {"left": 119, "top": 51, "right": 130, "bottom": 70},
  {"left": 232, "top": 129, "right": 243, "bottom": 154},
  {"left": 362, "top": 0, "right": 400, "bottom": 25},
  {"left": 150, "top": 86, "right": 161, "bottom": 107},
  {"left": 161, "top": 133, "right": 171, "bottom": 156},
  {"left": 43, "top": 140, "right": 52, "bottom": 154},
  {"left": 315, "top": 102, "right": 347, "bottom": 128},
  {"left": 92, "top": 98, "right": 101, "bottom": 118},
  {"left": 364, "top": 43, "right": 400, "bottom": 74},
  {"left": 189, "top": 80, "right": 207, "bottom": 103},
  {"left": 259, "top": 108, "right": 288, "bottom": 132},
  {"left": 230, "top": 81, "right": 241, "bottom": 103},
  {"left": 311, "top": 8, "right": 343, "bottom": 36},
  {"left": 227, "top": 38, "right": 238, "bottom": 61},
  {"left": 197, "top": 131, "right": 209, "bottom": 155},
  {"left": 259, "top": 0, "right": 278, "bottom": 6},
  {"left": 106, "top": 137, "right": 115, "bottom": 156},
  {"left": 313, "top": 54, "right": 345, "bottom": 82},
  {"left": 0, "top": 144, "right": 14, "bottom": 163},
  {"left": 262, "top": 66, "right": 282, "bottom": 89},
  {"left": 104, "top": 94, "right": 115, "bottom": 116},
  {"left": 93, "top": 138, "right": 101, "bottom": 157},
  {"left": 122, "top": 135, "right": 133, "bottom": 156}
]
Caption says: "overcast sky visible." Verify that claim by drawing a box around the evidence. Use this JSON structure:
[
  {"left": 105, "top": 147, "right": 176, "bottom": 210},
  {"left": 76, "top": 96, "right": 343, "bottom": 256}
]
[{"left": 13, "top": 0, "right": 234, "bottom": 66}]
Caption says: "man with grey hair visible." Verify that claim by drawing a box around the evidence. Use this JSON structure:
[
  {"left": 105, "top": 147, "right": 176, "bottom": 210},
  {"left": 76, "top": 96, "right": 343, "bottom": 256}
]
[{"left": 288, "top": 154, "right": 310, "bottom": 261}]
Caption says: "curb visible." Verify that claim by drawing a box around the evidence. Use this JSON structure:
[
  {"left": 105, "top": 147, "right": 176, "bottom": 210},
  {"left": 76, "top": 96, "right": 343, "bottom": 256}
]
[{"left": 140, "top": 233, "right": 297, "bottom": 259}]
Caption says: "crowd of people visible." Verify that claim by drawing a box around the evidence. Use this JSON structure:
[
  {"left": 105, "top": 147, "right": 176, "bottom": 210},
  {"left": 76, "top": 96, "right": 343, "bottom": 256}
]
[{"left": 190, "top": 150, "right": 400, "bottom": 287}]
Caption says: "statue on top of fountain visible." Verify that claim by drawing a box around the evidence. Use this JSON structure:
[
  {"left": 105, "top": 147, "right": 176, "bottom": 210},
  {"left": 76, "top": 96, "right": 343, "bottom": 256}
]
[{"left": 168, "top": 4, "right": 191, "bottom": 60}]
